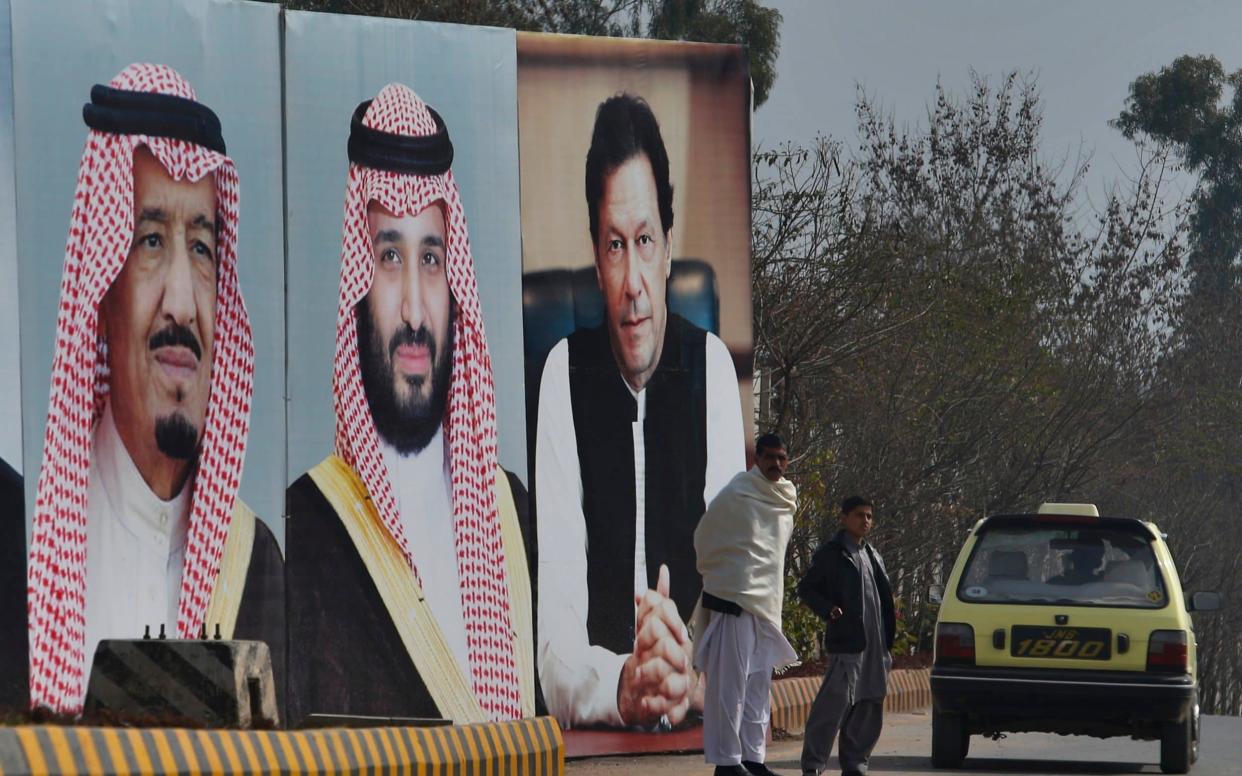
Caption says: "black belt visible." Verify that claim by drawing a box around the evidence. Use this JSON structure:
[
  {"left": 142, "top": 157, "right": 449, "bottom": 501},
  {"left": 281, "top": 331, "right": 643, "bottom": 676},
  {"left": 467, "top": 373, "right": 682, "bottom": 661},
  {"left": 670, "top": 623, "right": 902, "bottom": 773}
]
[{"left": 702, "top": 591, "right": 742, "bottom": 616}]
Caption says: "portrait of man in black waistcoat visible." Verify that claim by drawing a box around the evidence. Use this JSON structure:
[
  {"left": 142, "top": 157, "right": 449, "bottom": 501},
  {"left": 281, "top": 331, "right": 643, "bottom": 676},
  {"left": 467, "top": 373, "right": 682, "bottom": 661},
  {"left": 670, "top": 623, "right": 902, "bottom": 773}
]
[{"left": 534, "top": 93, "right": 746, "bottom": 730}]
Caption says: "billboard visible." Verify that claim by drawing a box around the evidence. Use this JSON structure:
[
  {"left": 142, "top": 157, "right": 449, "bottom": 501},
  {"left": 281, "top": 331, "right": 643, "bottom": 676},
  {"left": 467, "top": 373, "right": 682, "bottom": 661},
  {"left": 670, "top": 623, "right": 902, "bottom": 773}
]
[
  {"left": 3, "top": 0, "right": 285, "bottom": 714},
  {"left": 0, "top": 0, "right": 756, "bottom": 747},
  {"left": 519, "top": 34, "right": 752, "bottom": 742},
  {"left": 280, "top": 10, "right": 534, "bottom": 726}
]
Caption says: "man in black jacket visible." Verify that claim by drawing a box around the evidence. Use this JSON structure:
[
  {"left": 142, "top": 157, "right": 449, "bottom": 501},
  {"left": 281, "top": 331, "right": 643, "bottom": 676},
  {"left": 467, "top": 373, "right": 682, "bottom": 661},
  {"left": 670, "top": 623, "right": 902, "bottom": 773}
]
[{"left": 797, "top": 496, "right": 895, "bottom": 776}]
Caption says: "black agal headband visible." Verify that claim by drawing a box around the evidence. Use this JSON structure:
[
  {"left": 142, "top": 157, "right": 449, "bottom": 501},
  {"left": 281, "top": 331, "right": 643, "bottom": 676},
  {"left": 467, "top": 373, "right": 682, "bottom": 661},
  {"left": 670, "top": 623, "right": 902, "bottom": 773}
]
[
  {"left": 82, "top": 84, "right": 226, "bottom": 154},
  {"left": 347, "top": 99, "right": 454, "bottom": 176}
]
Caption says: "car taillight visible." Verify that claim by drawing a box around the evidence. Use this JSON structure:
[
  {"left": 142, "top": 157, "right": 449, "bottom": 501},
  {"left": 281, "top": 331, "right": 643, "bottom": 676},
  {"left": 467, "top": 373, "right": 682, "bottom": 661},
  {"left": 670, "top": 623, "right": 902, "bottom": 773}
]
[
  {"left": 1146, "top": 630, "right": 1188, "bottom": 673},
  {"left": 935, "top": 622, "right": 976, "bottom": 666}
]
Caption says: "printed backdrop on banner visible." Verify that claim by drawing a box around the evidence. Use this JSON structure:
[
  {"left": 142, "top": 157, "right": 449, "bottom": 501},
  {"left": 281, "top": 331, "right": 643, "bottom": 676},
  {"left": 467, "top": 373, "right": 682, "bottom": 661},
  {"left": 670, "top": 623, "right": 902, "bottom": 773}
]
[
  {"left": 3, "top": 0, "right": 285, "bottom": 713},
  {"left": 518, "top": 32, "right": 753, "bottom": 748},
  {"left": 281, "top": 11, "right": 533, "bottom": 727}
]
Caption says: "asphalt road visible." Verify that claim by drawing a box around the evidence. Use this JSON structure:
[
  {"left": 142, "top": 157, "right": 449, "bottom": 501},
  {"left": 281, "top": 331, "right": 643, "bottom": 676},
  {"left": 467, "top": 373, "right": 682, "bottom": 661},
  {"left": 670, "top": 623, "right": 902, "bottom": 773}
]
[{"left": 567, "top": 711, "right": 1242, "bottom": 775}]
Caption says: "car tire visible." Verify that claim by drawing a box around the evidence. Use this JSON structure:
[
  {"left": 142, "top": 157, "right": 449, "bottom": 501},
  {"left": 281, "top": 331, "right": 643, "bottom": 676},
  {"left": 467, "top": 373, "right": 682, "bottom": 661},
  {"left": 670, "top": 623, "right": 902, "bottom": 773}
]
[
  {"left": 931, "top": 709, "right": 967, "bottom": 768},
  {"left": 1160, "top": 712, "right": 1192, "bottom": 774},
  {"left": 1190, "top": 694, "right": 1200, "bottom": 765}
]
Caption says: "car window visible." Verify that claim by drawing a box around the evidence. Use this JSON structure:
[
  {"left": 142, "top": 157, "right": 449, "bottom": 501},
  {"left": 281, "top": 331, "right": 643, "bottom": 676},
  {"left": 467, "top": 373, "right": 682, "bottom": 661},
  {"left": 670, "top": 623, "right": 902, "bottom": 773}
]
[{"left": 957, "top": 524, "right": 1168, "bottom": 608}]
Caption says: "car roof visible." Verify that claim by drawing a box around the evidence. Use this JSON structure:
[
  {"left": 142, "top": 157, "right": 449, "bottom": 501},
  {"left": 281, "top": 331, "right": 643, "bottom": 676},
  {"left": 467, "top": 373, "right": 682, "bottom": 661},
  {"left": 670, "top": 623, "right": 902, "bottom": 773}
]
[{"left": 976, "top": 513, "right": 1159, "bottom": 537}]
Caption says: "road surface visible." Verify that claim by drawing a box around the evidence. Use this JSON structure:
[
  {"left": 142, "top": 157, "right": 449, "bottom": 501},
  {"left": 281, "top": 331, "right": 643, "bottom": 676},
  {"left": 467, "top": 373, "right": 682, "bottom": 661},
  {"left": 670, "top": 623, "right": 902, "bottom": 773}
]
[{"left": 567, "top": 711, "right": 1242, "bottom": 775}]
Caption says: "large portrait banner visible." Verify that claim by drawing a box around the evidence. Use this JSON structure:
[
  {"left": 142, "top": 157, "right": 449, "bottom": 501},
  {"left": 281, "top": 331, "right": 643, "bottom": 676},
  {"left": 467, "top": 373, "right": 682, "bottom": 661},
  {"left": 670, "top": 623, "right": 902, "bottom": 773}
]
[
  {"left": 519, "top": 33, "right": 753, "bottom": 752},
  {"left": 3, "top": 0, "right": 285, "bottom": 714},
  {"left": 281, "top": 11, "right": 533, "bottom": 727}
]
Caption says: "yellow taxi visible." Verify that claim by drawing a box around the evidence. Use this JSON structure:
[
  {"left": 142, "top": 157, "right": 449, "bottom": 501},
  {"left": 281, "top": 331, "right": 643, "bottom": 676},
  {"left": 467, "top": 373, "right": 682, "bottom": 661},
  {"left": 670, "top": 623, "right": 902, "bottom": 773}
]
[{"left": 929, "top": 503, "right": 1220, "bottom": 773}]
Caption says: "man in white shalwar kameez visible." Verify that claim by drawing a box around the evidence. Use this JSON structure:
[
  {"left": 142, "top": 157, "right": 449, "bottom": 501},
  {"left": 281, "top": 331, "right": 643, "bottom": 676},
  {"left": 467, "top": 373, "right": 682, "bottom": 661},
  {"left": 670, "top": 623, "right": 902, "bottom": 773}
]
[{"left": 692, "top": 433, "right": 798, "bottom": 776}]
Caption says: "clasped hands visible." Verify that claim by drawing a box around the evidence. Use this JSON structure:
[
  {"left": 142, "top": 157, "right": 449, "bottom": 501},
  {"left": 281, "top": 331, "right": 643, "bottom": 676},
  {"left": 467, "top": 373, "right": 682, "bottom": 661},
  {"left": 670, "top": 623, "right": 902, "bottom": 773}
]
[{"left": 617, "top": 564, "right": 703, "bottom": 728}]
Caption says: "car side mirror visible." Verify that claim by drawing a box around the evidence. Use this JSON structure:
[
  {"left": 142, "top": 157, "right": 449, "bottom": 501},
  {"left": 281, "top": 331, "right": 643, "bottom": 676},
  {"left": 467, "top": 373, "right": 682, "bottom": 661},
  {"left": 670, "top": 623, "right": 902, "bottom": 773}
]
[
  {"left": 928, "top": 584, "right": 944, "bottom": 605},
  {"left": 1189, "top": 591, "right": 1222, "bottom": 612}
]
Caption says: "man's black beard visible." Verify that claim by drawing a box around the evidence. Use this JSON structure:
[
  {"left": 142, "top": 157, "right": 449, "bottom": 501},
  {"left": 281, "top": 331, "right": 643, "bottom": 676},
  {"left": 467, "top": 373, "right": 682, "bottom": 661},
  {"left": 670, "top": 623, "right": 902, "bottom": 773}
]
[
  {"left": 356, "top": 296, "right": 454, "bottom": 455},
  {"left": 154, "top": 413, "right": 199, "bottom": 460}
]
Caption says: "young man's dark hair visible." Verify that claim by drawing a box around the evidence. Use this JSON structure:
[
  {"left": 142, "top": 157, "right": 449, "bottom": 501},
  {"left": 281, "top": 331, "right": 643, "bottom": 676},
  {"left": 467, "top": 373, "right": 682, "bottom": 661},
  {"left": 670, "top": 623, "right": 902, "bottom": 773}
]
[
  {"left": 584, "top": 93, "right": 675, "bottom": 246},
  {"left": 841, "top": 495, "right": 873, "bottom": 515},
  {"left": 755, "top": 432, "right": 786, "bottom": 456}
]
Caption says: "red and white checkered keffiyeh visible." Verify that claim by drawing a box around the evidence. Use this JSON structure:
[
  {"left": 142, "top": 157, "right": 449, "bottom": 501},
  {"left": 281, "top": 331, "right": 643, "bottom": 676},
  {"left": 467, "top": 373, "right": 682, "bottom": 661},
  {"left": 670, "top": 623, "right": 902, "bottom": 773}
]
[
  {"left": 26, "top": 63, "right": 252, "bottom": 714},
  {"left": 333, "top": 84, "right": 520, "bottom": 720}
]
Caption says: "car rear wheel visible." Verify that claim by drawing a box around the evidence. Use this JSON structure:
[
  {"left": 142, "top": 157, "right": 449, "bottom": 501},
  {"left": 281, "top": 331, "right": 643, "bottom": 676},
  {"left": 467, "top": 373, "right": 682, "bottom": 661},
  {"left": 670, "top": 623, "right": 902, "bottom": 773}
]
[
  {"left": 1160, "top": 712, "right": 1192, "bottom": 774},
  {"left": 931, "top": 709, "right": 967, "bottom": 768},
  {"left": 1190, "top": 695, "right": 1200, "bottom": 765}
]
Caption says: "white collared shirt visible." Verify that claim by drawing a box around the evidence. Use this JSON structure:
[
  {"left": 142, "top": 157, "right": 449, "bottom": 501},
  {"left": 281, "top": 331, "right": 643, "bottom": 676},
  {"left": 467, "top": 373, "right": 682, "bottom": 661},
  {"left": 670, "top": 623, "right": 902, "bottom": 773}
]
[
  {"left": 83, "top": 404, "right": 192, "bottom": 695},
  {"left": 625, "top": 380, "right": 648, "bottom": 600},
  {"left": 535, "top": 331, "right": 746, "bottom": 727},
  {"left": 379, "top": 426, "right": 470, "bottom": 674}
]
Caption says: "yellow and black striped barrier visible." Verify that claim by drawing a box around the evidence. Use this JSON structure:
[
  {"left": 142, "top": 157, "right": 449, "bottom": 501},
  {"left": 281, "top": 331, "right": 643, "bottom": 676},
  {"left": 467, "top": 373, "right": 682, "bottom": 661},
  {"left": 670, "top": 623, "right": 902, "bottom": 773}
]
[
  {"left": 0, "top": 716, "right": 563, "bottom": 775},
  {"left": 770, "top": 667, "right": 932, "bottom": 735}
]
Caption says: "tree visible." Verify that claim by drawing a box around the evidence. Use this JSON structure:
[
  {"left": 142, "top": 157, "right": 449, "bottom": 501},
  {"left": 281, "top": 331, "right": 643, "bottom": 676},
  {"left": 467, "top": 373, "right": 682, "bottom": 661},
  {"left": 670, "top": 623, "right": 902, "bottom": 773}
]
[
  {"left": 647, "top": 1, "right": 781, "bottom": 106},
  {"left": 1115, "top": 55, "right": 1242, "bottom": 299},
  {"left": 271, "top": 0, "right": 782, "bottom": 107},
  {"left": 1110, "top": 54, "right": 1242, "bottom": 716},
  {"left": 754, "top": 72, "right": 1190, "bottom": 672}
]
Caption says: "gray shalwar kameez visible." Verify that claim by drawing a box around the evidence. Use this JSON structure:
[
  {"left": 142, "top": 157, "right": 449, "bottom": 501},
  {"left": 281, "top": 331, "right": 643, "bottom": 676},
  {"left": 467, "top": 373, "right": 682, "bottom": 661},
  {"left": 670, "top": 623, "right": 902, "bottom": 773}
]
[{"left": 800, "top": 533, "right": 892, "bottom": 775}]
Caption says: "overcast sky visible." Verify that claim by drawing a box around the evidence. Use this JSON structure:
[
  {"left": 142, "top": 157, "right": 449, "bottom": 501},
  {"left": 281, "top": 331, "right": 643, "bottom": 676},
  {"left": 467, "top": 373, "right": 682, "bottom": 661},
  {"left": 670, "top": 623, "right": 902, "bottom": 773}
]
[{"left": 754, "top": 0, "right": 1242, "bottom": 199}]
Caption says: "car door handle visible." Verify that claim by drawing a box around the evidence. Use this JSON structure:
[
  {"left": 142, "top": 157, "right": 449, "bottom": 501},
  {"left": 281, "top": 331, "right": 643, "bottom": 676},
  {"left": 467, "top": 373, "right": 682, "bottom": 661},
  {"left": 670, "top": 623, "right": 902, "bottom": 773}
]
[{"left": 993, "top": 628, "right": 1006, "bottom": 650}]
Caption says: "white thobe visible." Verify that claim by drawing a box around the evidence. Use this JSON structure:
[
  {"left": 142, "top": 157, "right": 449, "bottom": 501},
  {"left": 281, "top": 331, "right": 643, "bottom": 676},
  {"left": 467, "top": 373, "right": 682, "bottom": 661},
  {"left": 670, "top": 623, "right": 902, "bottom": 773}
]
[
  {"left": 379, "top": 426, "right": 470, "bottom": 675},
  {"left": 697, "top": 610, "right": 796, "bottom": 765},
  {"left": 83, "top": 405, "right": 191, "bottom": 700},
  {"left": 535, "top": 332, "right": 747, "bottom": 727}
]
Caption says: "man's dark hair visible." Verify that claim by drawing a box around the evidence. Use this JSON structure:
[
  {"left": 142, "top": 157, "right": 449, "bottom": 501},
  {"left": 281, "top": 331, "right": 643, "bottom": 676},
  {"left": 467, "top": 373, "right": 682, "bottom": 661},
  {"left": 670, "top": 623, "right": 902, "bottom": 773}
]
[
  {"left": 755, "top": 432, "right": 785, "bottom": 456},
  {"left": 584, "top": 93, "right": 674, "bottom": 248},
  {"left": 841, "top": 495, "right": 873, "bottom": 515}
]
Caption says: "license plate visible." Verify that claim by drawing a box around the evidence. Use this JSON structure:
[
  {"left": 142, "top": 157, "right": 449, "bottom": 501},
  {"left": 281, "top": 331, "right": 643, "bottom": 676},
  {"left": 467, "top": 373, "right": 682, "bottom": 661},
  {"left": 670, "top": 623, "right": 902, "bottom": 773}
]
[{"left": 1010, "top": 625, "right": 1111, "bottom": 660}]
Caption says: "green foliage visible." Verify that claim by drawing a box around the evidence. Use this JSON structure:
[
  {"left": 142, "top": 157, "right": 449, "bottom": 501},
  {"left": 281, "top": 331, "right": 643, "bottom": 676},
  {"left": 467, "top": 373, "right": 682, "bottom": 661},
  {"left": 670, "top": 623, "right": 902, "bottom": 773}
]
[
  {"left": 781, "top": 570, "right": 821, "bottom": 660},
  {"left": 889, "top": 596, "right": 917, "bottom": 658},
  {"left": 271, "top": 0, "right": 781, "bottom": 107},
  {"left": 647, "top": 1, "right": 781, "bottom": 106},
  {"left": 1115, "top": 55, "right": 1242, "bottom": 299}
]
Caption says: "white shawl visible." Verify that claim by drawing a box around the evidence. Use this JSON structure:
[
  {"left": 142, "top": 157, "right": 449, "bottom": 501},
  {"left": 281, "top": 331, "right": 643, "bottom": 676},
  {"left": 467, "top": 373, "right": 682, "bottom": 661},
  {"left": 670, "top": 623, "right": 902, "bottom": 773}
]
[{"left": 693, "top": 466, "right": 797, "bottom": 632}]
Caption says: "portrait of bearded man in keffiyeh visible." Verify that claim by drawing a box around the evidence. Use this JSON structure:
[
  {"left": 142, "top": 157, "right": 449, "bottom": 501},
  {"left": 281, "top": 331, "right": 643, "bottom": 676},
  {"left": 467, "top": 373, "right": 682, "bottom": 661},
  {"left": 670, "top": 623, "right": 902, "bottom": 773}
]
[
  {"left": 285, "top": 83, "right": 535, "bottom": 726},
  {"left": 17, "top": 63, "right": 285, "bottom": 716}
]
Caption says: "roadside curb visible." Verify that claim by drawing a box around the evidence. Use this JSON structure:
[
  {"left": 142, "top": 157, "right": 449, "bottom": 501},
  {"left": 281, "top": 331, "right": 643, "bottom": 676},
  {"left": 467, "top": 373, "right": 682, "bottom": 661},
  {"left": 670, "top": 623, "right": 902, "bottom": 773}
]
[
  {"left": 0, "top": 716, "right": 564, "bottom": 775},
  {"left": 770, "top": 667, "right": 931, "bottom": 735}
]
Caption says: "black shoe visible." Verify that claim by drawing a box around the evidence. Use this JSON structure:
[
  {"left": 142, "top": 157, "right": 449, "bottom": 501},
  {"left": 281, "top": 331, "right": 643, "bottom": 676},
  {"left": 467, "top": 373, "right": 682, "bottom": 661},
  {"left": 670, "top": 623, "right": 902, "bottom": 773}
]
[
  {"left": 713, "top": 767, "right": 750, "bottom": 776},
  {"left": 742, "top": 761, "right": 782, "bottom": 776}
]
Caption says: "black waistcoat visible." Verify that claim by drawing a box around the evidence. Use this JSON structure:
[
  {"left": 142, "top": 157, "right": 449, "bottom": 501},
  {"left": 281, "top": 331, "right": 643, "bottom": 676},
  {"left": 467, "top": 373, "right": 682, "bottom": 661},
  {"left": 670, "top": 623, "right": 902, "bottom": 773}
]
[{"left": 567, "top": 313, "right": 708, "bottom": 653}]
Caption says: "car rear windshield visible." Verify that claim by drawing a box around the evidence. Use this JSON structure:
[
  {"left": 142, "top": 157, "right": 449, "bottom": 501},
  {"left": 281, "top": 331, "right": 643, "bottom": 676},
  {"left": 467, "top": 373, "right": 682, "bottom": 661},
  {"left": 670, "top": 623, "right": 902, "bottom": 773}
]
[{"left": 956, "top": 520, "right": 1168, "bottom": 608}]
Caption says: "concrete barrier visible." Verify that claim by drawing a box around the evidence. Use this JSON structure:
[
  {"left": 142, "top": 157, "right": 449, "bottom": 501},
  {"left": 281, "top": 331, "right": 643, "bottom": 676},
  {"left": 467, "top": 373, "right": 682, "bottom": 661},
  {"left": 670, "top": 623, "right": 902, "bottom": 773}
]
[
  {"left": 886, "top": 667, "right": 932, "bottom": 714},
  {"left": 770, "top": 667, "right": 931, "bottom": 735},
  {"left": 0, "top": 716, "right": 564, "bottom": 775}
]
